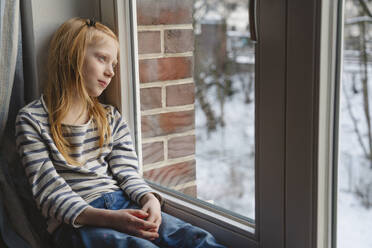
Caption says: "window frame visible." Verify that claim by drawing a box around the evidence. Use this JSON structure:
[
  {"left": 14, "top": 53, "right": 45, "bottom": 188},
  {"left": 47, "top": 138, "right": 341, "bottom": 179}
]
[
  {"left": 100, "top": 0, "right": 339, "bottom": 247},
  {"left": 318, "top": 0, "right": 343, "bottom": 248}
]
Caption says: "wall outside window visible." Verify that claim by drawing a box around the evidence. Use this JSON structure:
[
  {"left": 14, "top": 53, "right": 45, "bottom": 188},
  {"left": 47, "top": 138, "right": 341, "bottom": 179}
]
[{"left": 136, "top": 0, "right": 197, "bottom": 197}]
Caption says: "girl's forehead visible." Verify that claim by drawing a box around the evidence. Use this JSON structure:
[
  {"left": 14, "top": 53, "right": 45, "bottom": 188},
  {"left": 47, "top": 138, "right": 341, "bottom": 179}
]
[
  {"left": 90, "top": 33, "right": 119, "bottom": 52},
  {"left": 87, "top": 42, "right": 118, "bottom": 62}
]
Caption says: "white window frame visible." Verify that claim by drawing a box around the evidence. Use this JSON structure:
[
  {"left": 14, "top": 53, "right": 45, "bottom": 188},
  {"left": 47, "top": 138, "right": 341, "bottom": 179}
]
[
  {"left": 99, "top": 0, "right": 341, "bottom": 247},
  {"left": 317, "top": 0, "right": 343, "bottom": 247}
]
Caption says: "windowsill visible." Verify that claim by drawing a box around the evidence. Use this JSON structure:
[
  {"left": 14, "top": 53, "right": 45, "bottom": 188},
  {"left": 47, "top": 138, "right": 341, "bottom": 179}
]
[{"left": 149, "top": 182, "right": 256, "bottom": 238}]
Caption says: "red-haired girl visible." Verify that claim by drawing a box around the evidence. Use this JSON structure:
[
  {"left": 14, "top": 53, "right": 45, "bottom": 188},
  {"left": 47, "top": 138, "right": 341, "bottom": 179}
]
[{"left": 15, "top": 17, "right": 225, "bottom": 248}]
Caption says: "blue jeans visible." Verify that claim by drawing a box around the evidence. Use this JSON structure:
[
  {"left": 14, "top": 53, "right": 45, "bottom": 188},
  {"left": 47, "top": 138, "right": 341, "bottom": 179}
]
[{"left": 52, "top": 191, "right": 226, "bottom": 248}]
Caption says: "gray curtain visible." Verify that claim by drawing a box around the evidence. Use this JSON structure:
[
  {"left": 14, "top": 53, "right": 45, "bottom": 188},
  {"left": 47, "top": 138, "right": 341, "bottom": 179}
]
[
  {"left": 0, "top": 0, "right": 19, "bottom": 133},
  {"left": 0, "top": 0, "right": 43, "bottom": 247}
]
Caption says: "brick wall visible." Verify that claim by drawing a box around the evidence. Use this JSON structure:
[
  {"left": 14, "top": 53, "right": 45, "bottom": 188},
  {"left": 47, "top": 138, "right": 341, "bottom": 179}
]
[{"left": 137, "top": 0, "right": 196, "bottom": 197}]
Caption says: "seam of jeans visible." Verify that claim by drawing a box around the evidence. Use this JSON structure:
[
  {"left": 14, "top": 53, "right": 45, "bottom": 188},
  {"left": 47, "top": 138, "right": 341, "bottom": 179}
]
[{"left": 103, "top": 193, "right": 112, "bottom": 209}]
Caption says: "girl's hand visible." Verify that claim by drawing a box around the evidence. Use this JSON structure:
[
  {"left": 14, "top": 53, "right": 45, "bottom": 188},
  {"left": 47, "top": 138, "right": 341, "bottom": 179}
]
[
  {"left": 140, "top": 193, "right": 162, "bottom": 234},
  {"left": 76, "top": 207, "right": 159, "bottom": 240},
  {"left": 111, "top": 209, "right": 160, "bottom": 240}
]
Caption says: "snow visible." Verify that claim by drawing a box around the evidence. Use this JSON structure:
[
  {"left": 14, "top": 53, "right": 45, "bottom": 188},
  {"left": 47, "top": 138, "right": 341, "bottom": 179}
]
[
  {"left": 235, "top": 55, "right": 254, "bottom": 64},
  {"left": 337, "top": 191, "right": 372, "bottom": 248},
  {"left": 225, "top": 5, "right": 249, "bottom": 32}
]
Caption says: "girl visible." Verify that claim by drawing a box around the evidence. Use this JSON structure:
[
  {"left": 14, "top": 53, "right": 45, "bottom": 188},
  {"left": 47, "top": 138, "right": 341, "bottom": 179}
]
[{"left": 15, "top": 18, "right": 225, "bottom": 248}]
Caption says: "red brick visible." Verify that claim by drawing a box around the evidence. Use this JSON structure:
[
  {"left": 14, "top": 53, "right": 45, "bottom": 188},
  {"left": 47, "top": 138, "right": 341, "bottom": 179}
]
[
  {"left": 139, "top": 57, "right": 193, "bottom": 83},
  {"left": 143, "top": 160, "right": 196, "bottom": 188},
  {"left": 137, "top": 0, "right": 193, "bottom": 25},
  {"left": 164, "top": 29, "right": 194, "bottom": 53},
  {"left": 142, "top": 141, "right": 164, "bottom": 165},
  {"left": 166, "top": 83, "right": 194, "bottom": 106},
  {"left": 138, "top": 31, "right": 161, "bottom": 54},
  {"left": 140, "top": 87, "right": 162, "bottom": 110},
  {"left": 168, "top": 135, "right": 195, "bottom": 159},
  {"left": 141, "top": 110, "right": 194, "bottom": 138}
]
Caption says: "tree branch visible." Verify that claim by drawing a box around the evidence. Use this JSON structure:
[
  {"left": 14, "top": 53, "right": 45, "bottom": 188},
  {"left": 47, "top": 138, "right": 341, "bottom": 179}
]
[
  {"left": 343, "top": 79, "right": 369, "bottom": 159},
  {"left": 358, "top": 0, "right": 372, "bottom": 17},
  {"left": 359, "top": 20, "right": 372, "bottom": 166}
]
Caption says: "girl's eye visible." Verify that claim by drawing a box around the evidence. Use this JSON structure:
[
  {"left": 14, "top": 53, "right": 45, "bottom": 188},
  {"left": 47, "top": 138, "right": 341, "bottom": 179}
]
[{"left": 98, "top": 55, "right": 106, "bottom": 62}]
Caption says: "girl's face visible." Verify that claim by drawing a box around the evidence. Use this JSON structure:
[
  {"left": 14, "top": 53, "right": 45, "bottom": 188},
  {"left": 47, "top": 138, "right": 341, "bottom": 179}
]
[{"left": 82, "top": 35, "right": 118, "bottom": 97}]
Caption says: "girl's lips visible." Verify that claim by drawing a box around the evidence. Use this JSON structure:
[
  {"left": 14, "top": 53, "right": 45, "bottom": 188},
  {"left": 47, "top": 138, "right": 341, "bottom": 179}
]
[{"left": 98, "top": 80, "right": 108, "bottom": 88}]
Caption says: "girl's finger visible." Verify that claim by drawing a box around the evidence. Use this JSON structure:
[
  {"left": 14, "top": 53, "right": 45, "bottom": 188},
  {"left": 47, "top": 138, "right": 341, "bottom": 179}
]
[
  {"left": 147, "top": 213, "right": 156, "bottom": 223},
  {"left": 147, "top": 227, "right": 158, "bottom": 232},
  {"left": 144, "top": 217, "right": 160, "bottom": 232},
  {"left": 128, "top": 209, "right": 149, "bottom": 219},
  {"left": 136, "top": 218, "right": 158, "bottom": 230},
  {"left": 136, "top": 229, "right": 159, "bottom": 240}
]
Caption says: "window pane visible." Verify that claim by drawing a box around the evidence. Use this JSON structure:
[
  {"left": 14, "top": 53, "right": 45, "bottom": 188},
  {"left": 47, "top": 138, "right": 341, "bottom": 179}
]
[
  {"left": 137, "top": 0, "right": 255, "bottom": 222},
  {"left": 337, "top": 1, "right": 372, "bottom": 247},
  {"left": 193, "top": 0, "right": 255, "bottom": 220}
]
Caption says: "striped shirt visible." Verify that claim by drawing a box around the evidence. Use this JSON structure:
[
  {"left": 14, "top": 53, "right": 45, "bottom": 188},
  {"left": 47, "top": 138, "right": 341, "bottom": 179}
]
[{"left": 15, "top": 96, "right": 156, "bottom": 233}]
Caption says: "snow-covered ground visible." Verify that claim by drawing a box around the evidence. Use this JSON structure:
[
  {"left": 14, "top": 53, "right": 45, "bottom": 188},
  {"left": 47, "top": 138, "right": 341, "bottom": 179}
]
[{"left": 337, "top": 189, "right": 372, "bottom": 248}]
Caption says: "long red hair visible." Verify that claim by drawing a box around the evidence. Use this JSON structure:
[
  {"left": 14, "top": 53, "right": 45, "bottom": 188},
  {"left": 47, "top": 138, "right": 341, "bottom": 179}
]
[{"left": 43, "top": 18, "right": 118, "bottom": 165}]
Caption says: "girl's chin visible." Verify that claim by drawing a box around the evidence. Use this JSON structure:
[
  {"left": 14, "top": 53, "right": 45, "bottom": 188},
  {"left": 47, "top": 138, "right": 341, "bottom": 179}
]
[
  {"left": 88, "top": 92, "right": 103, "bottom": 98},
  {"left": 87, "top": 88, "right": 104, "bottom": 98}
]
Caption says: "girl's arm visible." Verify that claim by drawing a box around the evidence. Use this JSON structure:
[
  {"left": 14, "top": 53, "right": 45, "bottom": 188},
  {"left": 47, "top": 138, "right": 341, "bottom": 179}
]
[
  {"left": 107, "top": 107, "right": 163, "bottom": 230},
  {"left": 107, "top": 107, "right": 163, "bottom": 205},
  {"left": 15, "top": 111, "right": 89, "bottom": 229}
]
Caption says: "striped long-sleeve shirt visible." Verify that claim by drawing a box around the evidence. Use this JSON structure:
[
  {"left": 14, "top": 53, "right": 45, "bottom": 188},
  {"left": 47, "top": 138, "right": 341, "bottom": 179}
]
[{"left": 15, "top": 96, "right": 157, "bottom": 233}]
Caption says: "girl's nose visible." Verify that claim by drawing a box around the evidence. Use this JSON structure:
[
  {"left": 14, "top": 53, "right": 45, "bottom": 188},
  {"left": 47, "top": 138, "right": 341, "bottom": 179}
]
[{"left": 105, "top": 66, "right": 115, "bottom": 78}]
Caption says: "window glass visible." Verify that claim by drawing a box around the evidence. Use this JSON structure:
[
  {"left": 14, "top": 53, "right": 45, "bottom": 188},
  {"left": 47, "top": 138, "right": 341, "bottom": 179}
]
[
  {"left": 137, "top": 0, "right": 255, "bottom": 222},
  {"left": 193, "top": 0, "right": 255, "bottom": 220},
  {"left": 337, "top": 0, "right": 372, "bottom": 247}
]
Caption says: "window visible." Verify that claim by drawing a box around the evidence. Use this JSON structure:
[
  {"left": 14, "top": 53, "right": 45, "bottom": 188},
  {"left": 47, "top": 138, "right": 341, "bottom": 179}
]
[
  {"left": 102, "top": 0, "right": 326, "bottom": 247},
  {"left": 134, "top": 0, "right": 256, "bottom": 224},
  {"left": 335, "top": 0, "right": 372, "bottom": 247},
  {"left": 2, "top": 0, "right": 338, "bottom": 247}
]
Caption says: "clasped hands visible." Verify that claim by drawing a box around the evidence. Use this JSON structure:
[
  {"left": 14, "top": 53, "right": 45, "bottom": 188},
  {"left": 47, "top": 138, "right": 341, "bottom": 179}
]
[
  {"left": 76, "top": 192, "right": 162, "bottom": 241},
  {"left": 110, "top": 193, "right": 162, "bottom": 240}
]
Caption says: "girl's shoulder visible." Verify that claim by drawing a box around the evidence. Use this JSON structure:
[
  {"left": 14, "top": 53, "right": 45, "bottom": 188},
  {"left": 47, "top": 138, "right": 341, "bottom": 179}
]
[
  {"left": 101, "top": 103, "right": 122, "bottom": 119},
  {"left": 16, "top": 96, "right": 49, "bottom": 132},
  {"left": 17, "top": 96, "right": 48, "bottom": 122}
]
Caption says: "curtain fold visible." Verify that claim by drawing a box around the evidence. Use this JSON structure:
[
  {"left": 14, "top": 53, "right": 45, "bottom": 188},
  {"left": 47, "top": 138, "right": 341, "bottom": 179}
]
[{"left": 0, "top": 0, "right": 19, "bottom": 137}]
